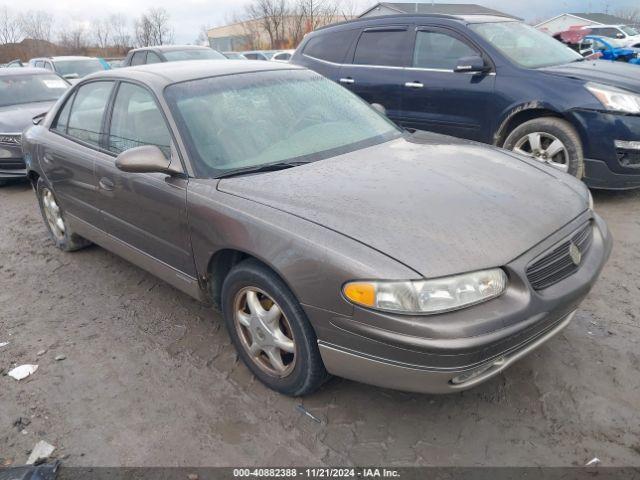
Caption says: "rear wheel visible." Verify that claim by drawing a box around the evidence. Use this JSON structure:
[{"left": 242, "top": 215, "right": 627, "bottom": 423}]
[
  {"left": 503, "top": 117, "right": 584, "bottom": 179},
  {"left": 221, "top": 259, "right": 328, "bottom": 396},
  {"left": 36, "top": 178, "right": 91, "bottom": 252}
]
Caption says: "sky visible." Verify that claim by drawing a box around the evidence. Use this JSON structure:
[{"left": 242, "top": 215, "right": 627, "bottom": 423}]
[{"left": 6, "top": 0, "right": 638, "bottom": 44}]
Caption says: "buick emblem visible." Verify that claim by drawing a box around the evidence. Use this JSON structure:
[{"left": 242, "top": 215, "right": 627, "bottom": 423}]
[{"left": 569, "top": 242, "right": 582, "bottom": 266}]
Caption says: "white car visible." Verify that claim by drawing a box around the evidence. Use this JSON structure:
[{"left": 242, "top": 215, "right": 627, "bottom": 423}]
[
  {"left": 270, "top": 50, "right": 295, "bottom": 63},
  {"left": 581, "top": 24, "right": 640, "bottom": 48}
]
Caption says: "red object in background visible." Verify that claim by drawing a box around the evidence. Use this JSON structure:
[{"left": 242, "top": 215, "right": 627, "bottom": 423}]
[{"left": 558, "top": 26, "right": 591, "bottom": 44}]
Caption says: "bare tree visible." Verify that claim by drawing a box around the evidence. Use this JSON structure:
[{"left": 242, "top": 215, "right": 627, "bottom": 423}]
[
  {"left": 135, "top": 14, "right": 153, "bottom": 47},
  {"left": 231, "top": 12, "right": 263, "bottom": 50},
  {"left": 20, "top": 10, "right": 54, "bottom": 42},
  {"left": 147, "top": 7, "right": 174, "bottom": 45},
  {"left": 58, "top": 22, "right": 89, "bottom": 53},
  {"left": 195, "top": 24, "right": 210, "bottom": 46},
  {"left": 0, "top": 6, "right": 22, "bottom": 44},
  {"left": 92, "top": 18, "right": 111, "bottom": 50},
  {"left": 337, "top": 0, "right": 361, "bottom": 21},
  {"left": 286, "top": 0, "right": 342, "bottom": 46},
  {"left": 109, "top": 14, "right": 131, "bottom": 51},
  {"left": 246, "top": 0, "right": 288, "bottom": 49},
  {"left": 614, "top": 7, "right": 640, "bottom": 26}
]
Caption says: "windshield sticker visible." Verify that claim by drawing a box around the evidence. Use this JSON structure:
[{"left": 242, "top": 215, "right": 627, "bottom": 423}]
[{"left": 43, "top": 79, "right": 67, "bottom": 89}]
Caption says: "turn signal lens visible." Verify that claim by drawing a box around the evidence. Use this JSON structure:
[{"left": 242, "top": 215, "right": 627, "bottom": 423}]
[
  {"left": 343, "top": 282, "right": 376, "bottom": 308},
  {"left": 343, "top": 269, "right": 507, "bottom": 315}
]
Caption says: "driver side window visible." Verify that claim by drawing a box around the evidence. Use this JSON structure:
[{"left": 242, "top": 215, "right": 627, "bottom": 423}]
[{"left": 413, "top": 30, "right": 477, "bottom": 70}]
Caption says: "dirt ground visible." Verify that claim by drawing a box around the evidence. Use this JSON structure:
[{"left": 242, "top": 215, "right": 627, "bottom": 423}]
[{"left": 1, "top": 180, "right": 639, "bottom": 467}]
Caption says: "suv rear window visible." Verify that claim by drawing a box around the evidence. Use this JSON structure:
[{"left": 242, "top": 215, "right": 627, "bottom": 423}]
[
  {"left": 353, "top": 28, "right": 408, "bottom": 67},
  {"left": 303, "top": 29, "right": 358, "bottom": 64}
]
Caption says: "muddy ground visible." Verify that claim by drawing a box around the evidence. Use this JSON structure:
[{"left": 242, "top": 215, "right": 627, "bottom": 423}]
[{"left": 1, "top": 181, "right": 639, "bottom": 467}]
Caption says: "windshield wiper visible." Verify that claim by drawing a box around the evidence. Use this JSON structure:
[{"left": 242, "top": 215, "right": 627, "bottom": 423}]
[{"left": 215, "top": 161, "right": 308, "bottom": 179}]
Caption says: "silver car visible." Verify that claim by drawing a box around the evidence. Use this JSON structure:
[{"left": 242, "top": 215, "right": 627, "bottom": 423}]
[
  {"left": 23, "top": 61, "right": 612, "bottom": 396},
  {"left": 0, "top": 67, "right": 68, "bottom": 184}
]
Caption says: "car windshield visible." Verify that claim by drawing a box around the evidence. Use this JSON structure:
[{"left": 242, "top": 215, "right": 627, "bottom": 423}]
[
  {"left": 0, "top": 74, "right": 68, "bottom": 107},
  {"left": 163, "top": 49, "right": 226, "bottom": 61},
  {"left": 470, "top": 21, "right": 583, "bottom": 68},
  {"left": 165, "top": 69, "right": 402, "bottom": 177},
  {"left": 621, "top": 25, "right": 639, "bottom": 36},
  {"left": 55, "top": 59, "right": 104, "bottom": 77}
]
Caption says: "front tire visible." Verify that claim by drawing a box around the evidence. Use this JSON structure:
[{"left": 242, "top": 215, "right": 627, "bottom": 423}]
[
  {"left": 221, "top": 259, "right": 328, "bottom": 396},
  {"left": 36, "top": 178, "right": 91, "bottom": 252},
  {"left": 503, "top": 117, "right": 584, "bottom": 179}
]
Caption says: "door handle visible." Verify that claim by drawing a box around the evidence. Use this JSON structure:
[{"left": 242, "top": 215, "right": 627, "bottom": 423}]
[
  {"left": 405, "top": 81, "right": 424, "bottom": 89},
  {"left": 99, "top": 177, "right": 115, "bottom": 191},
  {"left": 42, "top": 154, "right": 53, "bottom": 164},
  {"left": 339, "top": 77, "right": 355, "bottom": 84}
]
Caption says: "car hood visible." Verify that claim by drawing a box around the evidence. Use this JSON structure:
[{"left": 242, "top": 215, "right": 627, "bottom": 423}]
[
  {"left": 218, "top": 135, "right": 588, "bottom": 278},
  {"left": 0, "top": 101, "right": 55, "bottom": 132},
  {"left": 540, "top": 61, "right": 640, "bottom": 93}
]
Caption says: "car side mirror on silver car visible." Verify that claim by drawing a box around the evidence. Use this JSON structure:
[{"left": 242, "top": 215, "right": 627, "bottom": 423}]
[
  {"left": 115, "top": 145, "right": 179, "bottom": 175},
  {"left": 454, "top": 55, "right": 489, "bottom": 74}
]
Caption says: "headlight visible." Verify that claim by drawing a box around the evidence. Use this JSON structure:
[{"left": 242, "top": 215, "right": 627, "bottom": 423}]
[
  {"left": 0, "top": 133, "right": 21, "bottom": 146},
  {"left": 586, "top": 82, "right": 640, "bottom": 114},
  {"left": 343, "top": 269, "right": 507, "bottom": 315}
]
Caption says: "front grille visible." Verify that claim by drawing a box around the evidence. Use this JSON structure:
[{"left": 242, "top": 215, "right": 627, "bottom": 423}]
[
  {"left": 526, "top": 222, "right": 593, "bottom": 290},
  {"left": 0, "top": 159, "right": 26, "bottom": 170}
]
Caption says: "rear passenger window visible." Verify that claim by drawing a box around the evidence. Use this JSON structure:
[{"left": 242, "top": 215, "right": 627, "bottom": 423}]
[
  {"left": 413, "top": 31, "right": 477, "bottom": 70},
  {"left": 66, "top": 81, "right": 113, "bottom": 146},
  {"left": 303, "top": 29, "right": 359, "bottom": 64},
  {"left": 107, "top": 83, "right": 172, "bottom": 158},
  {"left": 130, "top": 51, "right": 147, "bottom": 66},
  {"left": 353, "top": 28, "right": 408, "bottom": 67},
  {"left": 146, "top": 52, "right": 162, "bottom": 64}
]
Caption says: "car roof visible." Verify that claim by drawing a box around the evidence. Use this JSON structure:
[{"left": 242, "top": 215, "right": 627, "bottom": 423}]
[
  {"left": 315, "top": 12, "right": 517, "bottom": 31},
  {"left": 0, "top": 67, "right": 54, "bottom": 77},
  {"left": 82, "top": 59, "right": 304, "bottom": 88},
  {"left": 130, "top": 45, "right": 211, "bottom": 53}
]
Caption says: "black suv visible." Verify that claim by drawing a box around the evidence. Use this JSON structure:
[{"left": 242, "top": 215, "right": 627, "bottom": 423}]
[{"left": 292, "top": 14, "right": 640, "bottom": 189}]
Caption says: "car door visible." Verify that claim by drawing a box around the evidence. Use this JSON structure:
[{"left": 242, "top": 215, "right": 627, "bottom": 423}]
[
  {"left": 94, "top": 81, "right": 195, "bottom": 276},
  {"left": 337, "top": 25, "right": 411, "bottom": 124},
  {"left": 401, "top": 26, "right": 496, "bottom": 143},
  {"left": 43, "top": 81, "right": 115, "bottom": 225},
  {"left": 130, "top": 51, "right": 147, "bottom": 66},
  {"left": 145, "top": 51, "right": 162, "bottom": 64}
]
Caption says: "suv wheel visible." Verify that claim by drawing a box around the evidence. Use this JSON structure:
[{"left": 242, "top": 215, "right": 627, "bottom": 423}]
[
  {"left": 221, "top": 259, "right": 328, "bottom": 396},
  {"left": 503, "top": 117, "right": 584, "bottom": 178},
  {"left": 36, "top": 178, "right": 91, "bottom": 252}
]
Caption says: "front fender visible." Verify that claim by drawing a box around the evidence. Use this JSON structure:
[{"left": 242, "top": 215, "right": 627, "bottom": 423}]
[{"left": 186, "top": 179, "right": 418, "bottom": 316}]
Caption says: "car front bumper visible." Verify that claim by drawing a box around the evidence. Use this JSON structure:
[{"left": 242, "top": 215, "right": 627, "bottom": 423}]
[
  {"left": 307, "top": 212, "right": 612, "bottom": 393},
  {"left": 0, "top": 144, "right": 27, "bottom": 179},
  {"left": 570, "top": 109, "right": 640, "bottom": 189}
]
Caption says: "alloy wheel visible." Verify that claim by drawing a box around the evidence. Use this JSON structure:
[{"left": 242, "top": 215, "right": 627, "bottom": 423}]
[
  {"left": 41, "top": 188, "right": 66, "bottom": 241},
  {"left": 233, "top": 287, "right": 296, "bottom": 377},
  {"left": 513, "top": 132, "right": 569, "bottom": 173}
]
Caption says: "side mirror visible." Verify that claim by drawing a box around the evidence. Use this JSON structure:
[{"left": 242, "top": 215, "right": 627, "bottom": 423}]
[
  {"left": 616, "top": 33, "right": 625, "bottom": 39},
  {"left": 370, "top": 103, "right": 387, "bottom": 116},
  {"left": 115, "top": 145, "right": 177, "bottom": 174},
  {"left": 454, "top": 55, "right": 488, "bottom": 73},
  {"left": 63, "top": 73, "right": 79, "bottom": 80},
  {"left": 32, "top": 112, "right": 47, "bottom": 125}
]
